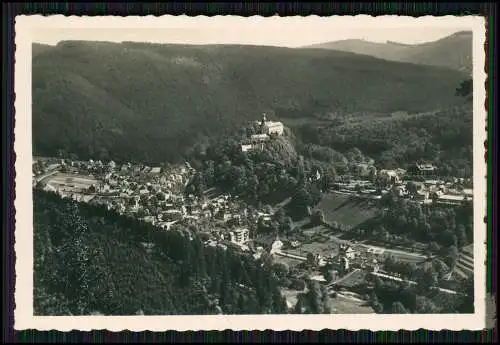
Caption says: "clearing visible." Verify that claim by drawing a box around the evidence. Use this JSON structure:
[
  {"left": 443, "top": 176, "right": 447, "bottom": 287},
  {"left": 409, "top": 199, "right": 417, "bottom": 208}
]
[
  {"left": 273, "top": 255, "right": 305, "bottom": 269},
  {"left": 330, "top": 269, "right": 368, "bottom": 289},
  {"left": 329, "top": 295, "right": 375, "bottom": 314},
  {"left": 44, "top": 172, "right": 97, "bottom": 193},
  {"left": 318, "top": 192, "right": 379, "bottom": 230},
  {"left": 281, "top": 288, "right": 303, "bottom": 310},
  {"left": 286, "top": 225, "right": 341, "bottom": 258},
  {"left": 360, "top": 244, "right": 427, "bottom": 264},
  {"left": 280, "top": 286, "right": 375, "bottom": 314}
]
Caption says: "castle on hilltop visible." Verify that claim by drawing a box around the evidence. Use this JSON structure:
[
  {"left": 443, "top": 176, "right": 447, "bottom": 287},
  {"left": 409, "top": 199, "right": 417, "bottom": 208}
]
[
  {"left": 257, "top": 113, "right": 284, "bottom": 136},
  {"left": 241, "top": 113, "right": 284, "bottom": 153}
]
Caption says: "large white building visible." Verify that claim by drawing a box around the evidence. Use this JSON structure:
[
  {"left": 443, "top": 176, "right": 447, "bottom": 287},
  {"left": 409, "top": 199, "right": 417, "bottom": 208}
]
[
  {"left": 241, "top": 134, "right": 270, "bottom": 152},
  {"left": 242, "top": 113, "right": 284, "bottom": 153},
  {"left": 270, "top": 235, "right": 283, "bottom": 254},
  {"left": 257, "top": 113, "right": 284, "bottom": 136},
  {"left": 230, "top": 228, "right": 250, "bottom": 245},
  {"left": 250, "top": 133, "right": 270, "bottom": 142},
  {"left": 263, "top": 121, "right": 284, "bottom": 136}
]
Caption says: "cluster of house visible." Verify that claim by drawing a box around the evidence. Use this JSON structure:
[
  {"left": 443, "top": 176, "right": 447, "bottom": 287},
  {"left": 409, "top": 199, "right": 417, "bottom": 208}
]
[
  {"left": 35, "top": 157, "right": 200, "bottom": 226},
  {"left": 33, "top": 157, "right": 168, "bottom": 178},
  {"left": 327, "top": 244, "right": 381, "bottom": 275},
  {"left": 332, "top": 179, "right": 380, "bottom": 198},
  {"left": 73, "top": 159, "right": 166, "bottom": 177},
  {"left": 393, "top": 179, "right": 474, "bottom": 205},
  {"left": 304, "top": 242, "right": 383, "bottom": 284},
  {"left": 32, "top": 157, "right": 65, "bottom": 181},
  {"left": 241, "top": 113, "right": 284, "bottom": 152},
  {"left": 330, "top": 162, "right": 473, "bottom": 205},
  {"left": 35, "top": 156, "right": 291, "bottom": 261},
  {"left": 201, "top": 206, "right": 278, "bottom": 253},
  {"left": 331, "top": 167, "right": 406, "bottom": 197},
  {"left": 96, "top": 172, "right": 282, "bottom": 250},
  {"left": 90, "top": 170, "right": 248, "bottom": 230},
  {"left": 408, "top": 162, "right": 439, "bottom": 177}
]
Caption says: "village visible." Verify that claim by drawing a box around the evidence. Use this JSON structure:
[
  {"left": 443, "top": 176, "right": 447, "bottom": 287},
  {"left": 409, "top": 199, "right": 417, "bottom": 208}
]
[
  {"left": 32, "top": 114, "right": 473, "bottom": 313},
  {"left": 330, "top": 163, "right": 473, "bottom": 207}
]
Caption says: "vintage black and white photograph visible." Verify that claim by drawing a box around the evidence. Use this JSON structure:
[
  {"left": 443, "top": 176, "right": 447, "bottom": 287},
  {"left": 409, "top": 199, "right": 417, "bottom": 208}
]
[{"left": 15, "top": 15, "right": 487, "bottom": 331}]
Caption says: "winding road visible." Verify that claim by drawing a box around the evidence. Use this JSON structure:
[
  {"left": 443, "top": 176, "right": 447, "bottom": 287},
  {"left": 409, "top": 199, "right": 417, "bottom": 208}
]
[{"left": 371, "top": 271, "right": 459, "bottom": 295}]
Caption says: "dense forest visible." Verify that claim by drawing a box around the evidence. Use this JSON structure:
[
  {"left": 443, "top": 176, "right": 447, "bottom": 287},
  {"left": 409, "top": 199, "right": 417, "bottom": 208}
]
[
  {"left": 32, "top": 41, "right": 469, "bottom": 164},
  {"left": 292, "top": 103, "right": 473, "bottom": 176},
  {"left": 344, "top": 192, "right": 474, "bottom": 268},
  {"left": 378, "top": 195, "right": 473, "bottom": 247},
  {"left": 34, "top": 190, "right": 289, "bottom": 315}
]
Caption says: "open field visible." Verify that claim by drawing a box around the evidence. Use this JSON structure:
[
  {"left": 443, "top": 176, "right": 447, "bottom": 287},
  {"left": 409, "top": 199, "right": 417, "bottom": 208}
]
[
  {"left": 360, "top": 244, "right": 427, "bottom": 264},
  {"left": 273, "top": 255, "right": 305, "bottom": 269},
  {"left": 329, "top": 295, "right": 375, "bottom": 314},
  {"left": 301, "top": 224, "right": 331, "bottom": 237},
  {"left": 296, "top": 242, "right": 339, "bottom": 258},
  {"left": 318, "top": 192, "right": 379, "bottom": 230},
  {"left": 286, "top": 228, "right": 341, "bottom": 258},
  {"left": 281, "top": 288, "right": 303, "bottom": 310},
  {"left": 44, "top": 172, "right": 98, "bottom": 192},
  {"left": 332, "top": 269, "right": 368, "bottom": 288},
  {"left": 280, "top": 286, "right": 375, "bottom": 314}
]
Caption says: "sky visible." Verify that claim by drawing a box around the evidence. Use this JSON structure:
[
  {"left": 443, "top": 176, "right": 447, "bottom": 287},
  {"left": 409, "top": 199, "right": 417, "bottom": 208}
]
[{"left": 30, "top": 16, "right": 473, "bottom": 48}]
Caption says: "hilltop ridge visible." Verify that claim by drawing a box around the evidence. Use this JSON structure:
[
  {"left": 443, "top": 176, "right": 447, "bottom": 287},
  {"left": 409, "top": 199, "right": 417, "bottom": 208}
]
[{"left": 302, "top": 31, "right": 472, "bottom": 74}]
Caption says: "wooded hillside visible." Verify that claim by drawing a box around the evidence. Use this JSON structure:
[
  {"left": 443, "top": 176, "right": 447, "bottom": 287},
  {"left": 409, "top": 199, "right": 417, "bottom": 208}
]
[
  {"left": 32, "top": 41, "right": 469, "bottom": 164},
  {"left": 34, "top": 190, "right": 287, "bottom": 315}
]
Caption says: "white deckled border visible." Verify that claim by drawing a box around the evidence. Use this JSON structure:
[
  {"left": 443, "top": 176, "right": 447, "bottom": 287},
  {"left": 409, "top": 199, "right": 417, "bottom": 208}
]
[{"left": 14, "top": 14, "right": 488, "bottom": 332}]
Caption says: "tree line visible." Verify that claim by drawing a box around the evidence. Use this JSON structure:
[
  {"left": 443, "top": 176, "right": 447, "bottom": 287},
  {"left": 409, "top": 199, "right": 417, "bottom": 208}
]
[
  {"left": 293, "top": 105, "right": 473, "bottom": 177},
  {"left": 368, "top": 273, "right": 474, "bottom": 314},
  {"left": 371, "top": 195, "right": 474, "bottom": 253}
]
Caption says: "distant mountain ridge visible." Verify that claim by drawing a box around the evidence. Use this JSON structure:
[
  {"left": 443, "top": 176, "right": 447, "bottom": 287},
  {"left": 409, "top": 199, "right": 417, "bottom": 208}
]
[
  {"left": 302, "top": 31, "right": 472, "bottom": 74},
  {"left": 32, "top": 43, "right": 54, "bottom": 57}
]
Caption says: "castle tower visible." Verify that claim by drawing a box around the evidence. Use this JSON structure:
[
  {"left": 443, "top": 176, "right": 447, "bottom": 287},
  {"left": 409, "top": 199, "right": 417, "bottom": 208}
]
[
  {"left": 260, "top": 113, "right": 268, "bottom": 134},
  {"left": 270, "top": 233, "right": 283, "bottom": 254},
  {"left": 261, "top": 112, "right": 268, "bottom": 124}
]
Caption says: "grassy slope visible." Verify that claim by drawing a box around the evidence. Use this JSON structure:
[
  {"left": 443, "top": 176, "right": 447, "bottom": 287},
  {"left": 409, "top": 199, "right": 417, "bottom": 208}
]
[
  {"left": 32, "top": 41, "right": 468, "bottom": 163},
  {"left": 318, "top": 193, "right": 379, "bottom": 230}
]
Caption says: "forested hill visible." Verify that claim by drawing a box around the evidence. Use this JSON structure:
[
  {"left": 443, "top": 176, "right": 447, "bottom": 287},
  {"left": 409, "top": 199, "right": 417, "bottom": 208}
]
[
  {"left": 303, "top": 31, "right": 473, "bottom": 74},
  {"left": 34, "top": 189, "right": 287, "bottom": 315},
  {"left": 32, "top": 41, "right": 468, "bottom": 164}
]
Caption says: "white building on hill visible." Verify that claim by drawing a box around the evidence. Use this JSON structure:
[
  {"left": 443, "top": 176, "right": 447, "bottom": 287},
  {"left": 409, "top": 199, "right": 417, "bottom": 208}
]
[
  {"left": 230, "top": 228, "right": 250, "bottom": 245},
  {"left": 250, "top": 133, "right": 270, "bottom": 142},
  {"left": 242, "top": 113, "right": 284, "bottom": 153},
  {"left": 257, "top": 113, "right": 284, "bottom": 136}
]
